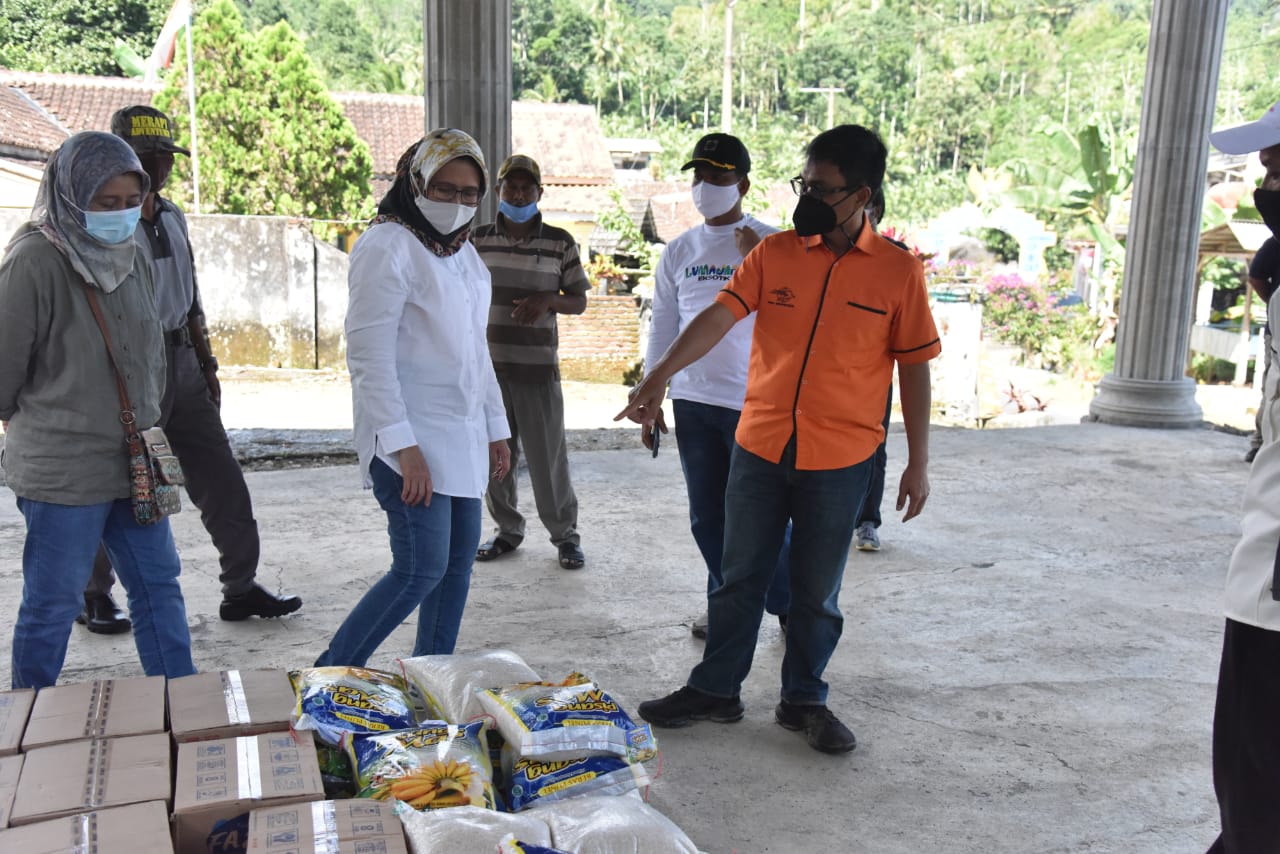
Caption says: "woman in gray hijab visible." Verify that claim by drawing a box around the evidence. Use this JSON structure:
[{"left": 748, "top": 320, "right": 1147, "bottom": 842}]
[{"left": 0, "top": 131, "right": 196, "bottom": 689}]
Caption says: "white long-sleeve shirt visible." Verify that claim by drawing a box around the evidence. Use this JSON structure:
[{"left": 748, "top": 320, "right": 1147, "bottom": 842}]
[
  {"left": 1224, "top": 294, "right": 1280, "bottom": 630},
  {"left": 345, "top": 223, "right": 510, "bottom": 498},
  {"left": 645, "top": 214, "right": 778, "bottom": 410}
]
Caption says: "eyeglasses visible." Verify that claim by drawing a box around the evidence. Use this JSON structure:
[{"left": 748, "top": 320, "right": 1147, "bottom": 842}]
[
  {"left": 790, "top": 176, "right": 852, "bottom": 200},
  {"left": 426, "top": 181, "right": 482, "bottom": 206}
]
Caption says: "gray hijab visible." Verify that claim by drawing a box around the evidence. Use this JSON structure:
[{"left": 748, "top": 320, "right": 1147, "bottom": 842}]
[{"left": 27, "top": 131, "right": 150, "bottom": 292}]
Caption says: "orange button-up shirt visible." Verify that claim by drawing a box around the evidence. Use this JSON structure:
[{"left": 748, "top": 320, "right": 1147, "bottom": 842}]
[{"left": 714, "top": 224, "right": 941, "bottom": 471}]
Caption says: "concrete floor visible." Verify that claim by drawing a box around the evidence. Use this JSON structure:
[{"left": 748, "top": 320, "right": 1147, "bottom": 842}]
[{"left": 0, "top": 412, "right": 1247, "bottom": 853}]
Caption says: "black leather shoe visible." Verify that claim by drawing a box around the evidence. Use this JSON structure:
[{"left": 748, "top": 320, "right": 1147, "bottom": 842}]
[
  {"left": 776, "top": 701, "right": 857, "bottom": 754},
  {"left": 219, "top": 583, "right": 302, "bottom": 621},
  {"left": 75, "top": 593, "right": 132, "bottom": 635},
  {"left": 637, "top": 686, "right": 744, "bottom": 727}
]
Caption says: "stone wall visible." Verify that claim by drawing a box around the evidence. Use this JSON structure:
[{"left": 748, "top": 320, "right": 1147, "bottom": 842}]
[
  {"left": 187, "top": 215, "right": 347, "bottom": 370},
  {"left": 0, "top": 210, "right": 346, "bottom": 369},
  {"left": 0, "top": 209, "right": 645, "bottom": 374}
]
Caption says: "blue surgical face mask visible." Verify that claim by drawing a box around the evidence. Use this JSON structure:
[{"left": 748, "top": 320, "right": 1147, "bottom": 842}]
[
  {"left": 499, "top": 199, "right": 539, "bottom": 223},
  {"left": 83, "top": 206, "right": 143, "bottom": 244}
]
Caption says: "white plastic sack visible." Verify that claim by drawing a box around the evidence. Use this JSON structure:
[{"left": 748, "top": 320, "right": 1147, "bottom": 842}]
[
  {"left": 530, "top": 791, "right": 700, "bottom": 854},
  {"left": 401, "top": 650, "right": 540, "bottom": 724},
  {"left": 397, "top": 804, "right": 553, "bottom": 854}
]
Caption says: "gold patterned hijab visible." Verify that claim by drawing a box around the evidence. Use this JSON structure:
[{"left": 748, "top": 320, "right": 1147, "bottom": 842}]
[{"left": 373, "top": 128, "right": 488, "bottom": 257}]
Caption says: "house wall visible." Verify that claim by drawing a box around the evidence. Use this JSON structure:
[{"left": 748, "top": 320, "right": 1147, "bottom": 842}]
[{"left": 0, "top": 209, "right": 643, "bottom": 373}]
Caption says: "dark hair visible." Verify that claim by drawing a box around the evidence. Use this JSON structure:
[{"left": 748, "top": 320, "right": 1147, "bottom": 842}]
[{"left": 805, "top": 124, "right": 887, "bottom": 196}]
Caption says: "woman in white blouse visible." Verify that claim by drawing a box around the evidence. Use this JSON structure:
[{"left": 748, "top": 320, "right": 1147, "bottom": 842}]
[{"left": 315, "top": 129, "right": 511, "bottom": 667}]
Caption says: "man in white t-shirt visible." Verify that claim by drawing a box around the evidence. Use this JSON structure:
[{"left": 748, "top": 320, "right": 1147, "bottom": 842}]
[{"left": 643, "top": 133, "right": 790, "bottom": 639}]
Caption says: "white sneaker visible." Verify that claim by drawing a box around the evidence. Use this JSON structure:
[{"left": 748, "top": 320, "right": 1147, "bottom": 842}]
[
  {"left": 854, "top": 523, "right": 881, "bottom": 552},
  {"left": 691, "top": 611, "right": 709, "bottom": 639}
]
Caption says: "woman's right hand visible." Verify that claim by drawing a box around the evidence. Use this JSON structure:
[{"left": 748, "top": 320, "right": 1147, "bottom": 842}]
[{"left": 396, "top": 445, "right": 433, "bottom": 506}]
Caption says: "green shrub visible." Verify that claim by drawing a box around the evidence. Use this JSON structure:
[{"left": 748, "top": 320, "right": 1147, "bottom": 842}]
[{"left": 982, "top": 273, "right": 1095, "bottom": 373}]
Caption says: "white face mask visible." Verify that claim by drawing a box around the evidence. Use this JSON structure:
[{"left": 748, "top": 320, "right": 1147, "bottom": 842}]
[
  {"left": 415, "top": 196, "right": 475, "bottom": 234},
  {"left": 691, "top": 180, "right": 742, "bottom": 219}
]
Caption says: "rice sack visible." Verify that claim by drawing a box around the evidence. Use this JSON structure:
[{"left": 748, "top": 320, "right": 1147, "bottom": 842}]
[
  {"left": 498, "top": 835, "right": 572, "bottom": 854},
  {"left": 400, "top": 650, "right": 540, "bottom": 724},
  {"left": 396, "top": 805, "right": 555, "bottom": 854},
  {"left": 347, "top": 721, "right": 497, "bottom": 810},
  {"left": 477, "top": 673, "right": 658, "bottom": 762},
  {"left": 290, "top": 666, "right": 418, "bottom": 747},
  {"left": 505, "top": 752, "right": 651, "bottom": 812},
  {"left": 529, "top": 791, "right": 700, "bottom": 854}
]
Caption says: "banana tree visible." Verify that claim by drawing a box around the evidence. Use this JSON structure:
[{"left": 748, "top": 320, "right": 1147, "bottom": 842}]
[{"left": 1003, "top": 120, "right": 1134, "bottom": 254}]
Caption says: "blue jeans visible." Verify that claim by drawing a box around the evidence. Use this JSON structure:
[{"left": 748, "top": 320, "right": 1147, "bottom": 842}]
[
  {"left": 856, "top": 385, "right": 893, "bottom": 528},
  {"left": 688, "top": 439, "right": 872, "bottom": 706},
  {"left": 315, "top": 458, "right": 481, "bottom": 667},
  {"left": 12, "top": 497, "right": 195, "bottom": 689},
  {"left": 672, "top": 399, "right": 790, "bottom": 616}
]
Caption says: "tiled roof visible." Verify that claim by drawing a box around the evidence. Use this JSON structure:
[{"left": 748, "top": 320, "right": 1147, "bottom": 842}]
[
  {"left": 329, "top": 90, "right": 423, "bottom": 195},
  {"left": 644, "top": 190, "right": 701, "bottom": 244},
  {"left": 0, "top": 85, "right": 69, "bottom": 157},
  {"left": 540, "top": 183, "right": 614, "bottom": 216},
  {"left": 0, "top": 72, "right": 619, "bottom": 210},
  {"left": 0, "top": 71, "right": 159, "bottom": 139},
  {"left": 511, "top": 101, "right": 615, "bottom": 184}
]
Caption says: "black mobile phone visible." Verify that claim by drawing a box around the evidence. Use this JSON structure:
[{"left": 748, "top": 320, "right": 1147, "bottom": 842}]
[{"left": 651, "top": 425, "right": 660, "bottom": 458}]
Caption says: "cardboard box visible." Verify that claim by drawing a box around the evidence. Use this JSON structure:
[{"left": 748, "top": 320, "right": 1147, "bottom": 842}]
[
  {"left": 8, "top": 733, "right": 171, "bottom": 826},
  {"left": 0, "top": 800, "right": 173, "bottom": 853},
  {"left": 172, "top": 731, "right": 324, "bottom": 854},
  {"left": 0, "top": 753, "right": 22, "bottom": 828},
  {"left": 169, "top": 670, "right": 297, "bottom": 744},
  {"left": 0, "top": 690, "right": 34, "bottom": 756},
  {"left": 249, "top": 799, "right": 407, "bottom": 853},
  {"left": 21, "top": 676, "right": 166, "bottom": 751}
]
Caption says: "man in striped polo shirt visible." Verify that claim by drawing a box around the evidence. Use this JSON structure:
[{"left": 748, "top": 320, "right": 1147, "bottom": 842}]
[{"left": 472, "top": 155, "right": 590, "bottom": 570}]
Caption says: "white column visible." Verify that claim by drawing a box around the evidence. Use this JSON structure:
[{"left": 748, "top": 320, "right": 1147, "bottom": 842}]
[
  {"left": 1088, "top": 0, "right": 1229, "bottom": 427},
  {"left": 423, "top": 0, "right": 512, "bottom": 223}
]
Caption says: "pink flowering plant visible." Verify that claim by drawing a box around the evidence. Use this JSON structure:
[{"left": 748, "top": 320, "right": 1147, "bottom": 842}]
[{"left": 982, "top": 273, "right": 1093, "bottom": 373}]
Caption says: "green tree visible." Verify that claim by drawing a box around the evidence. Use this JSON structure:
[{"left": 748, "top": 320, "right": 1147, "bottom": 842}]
[
  {"left": 155, "top": 0, "right": 373, "bottom": 223},
  {"left": 234, "top": 0, "right": 382, "bottom": 92},
  {"left": 0, "top": 0, "right": 167, "bottom": 75}
]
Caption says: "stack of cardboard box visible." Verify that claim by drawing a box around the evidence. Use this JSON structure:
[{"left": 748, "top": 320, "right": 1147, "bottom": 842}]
[{"left": 0, "top": 672, "right": 407, "bottom": 854}]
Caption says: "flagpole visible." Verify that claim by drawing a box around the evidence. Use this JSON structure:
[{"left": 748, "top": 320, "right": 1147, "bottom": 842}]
[{"left": 184, "top": 8, "right": 201, "bottom": 214}]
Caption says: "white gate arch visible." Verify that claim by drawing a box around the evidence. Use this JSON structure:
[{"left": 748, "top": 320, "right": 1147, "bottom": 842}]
[{"left": 915, "top": 203, "right": 1056, "bottom": 278}]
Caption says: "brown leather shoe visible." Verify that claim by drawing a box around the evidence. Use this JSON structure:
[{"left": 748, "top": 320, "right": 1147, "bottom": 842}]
[{"left": 75, "top": 593, "right": 132, "bottom": 635}]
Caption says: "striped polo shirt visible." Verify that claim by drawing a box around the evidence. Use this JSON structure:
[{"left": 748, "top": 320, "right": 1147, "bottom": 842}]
[{"left": 472, "top": 214, "right": 591, "bottom": 383}]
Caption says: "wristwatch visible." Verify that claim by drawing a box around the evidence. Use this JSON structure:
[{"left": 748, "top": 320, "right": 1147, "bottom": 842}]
[{"left": 200, "top": 356, "right": 220, "bottom": 373}]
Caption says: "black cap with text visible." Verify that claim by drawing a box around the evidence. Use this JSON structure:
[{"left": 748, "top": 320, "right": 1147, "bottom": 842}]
[
  {"left": 110, "top": 105, "right": 191, "bottom": 156},
  {"left": 681, "top": 133, "right": 750, "bottom": 174}
]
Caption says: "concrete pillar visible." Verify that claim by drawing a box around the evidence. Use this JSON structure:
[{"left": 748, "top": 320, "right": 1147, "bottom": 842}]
[
  {"left": 1087, "top": 0, "right": 1228, "bottom": 427},
  {"left": 423, "top": 0, "right": 511, "bottom": 222}
]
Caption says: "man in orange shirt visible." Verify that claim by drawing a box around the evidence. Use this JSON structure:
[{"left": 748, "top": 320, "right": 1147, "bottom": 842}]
[{"left": 617, "top": 124, "right": 940, "bottom": 754}]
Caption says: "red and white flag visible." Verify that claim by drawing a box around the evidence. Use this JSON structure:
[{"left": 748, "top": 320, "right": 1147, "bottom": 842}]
[{"left": 145, "top": 0, "right": 192, "bottom": 81}]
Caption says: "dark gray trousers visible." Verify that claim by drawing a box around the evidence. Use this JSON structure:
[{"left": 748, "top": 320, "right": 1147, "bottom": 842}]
[
  {"left": 483, "top": 376, "right": 579, "bottom": 548},
  {"left": 87, "top": 341, "right": 260, "bottom": 597}
]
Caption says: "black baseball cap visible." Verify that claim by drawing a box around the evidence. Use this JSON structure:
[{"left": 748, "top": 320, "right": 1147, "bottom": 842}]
[
  {"left": 110, "top": 105, "right": 190, "bottom": 156},
  {"left": 681, "top": 133, "right": 750, "bottom": 174}
]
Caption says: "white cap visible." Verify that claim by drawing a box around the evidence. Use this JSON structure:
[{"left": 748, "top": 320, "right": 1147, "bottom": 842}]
[{"left": 1210, "top": 100, "right": 1280, "bottom": 154}]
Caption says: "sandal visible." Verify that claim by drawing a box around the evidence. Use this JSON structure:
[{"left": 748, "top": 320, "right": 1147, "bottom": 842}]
[
  {"left": 476, "top": 537, "right": 518, "bottom": 562},
  {"left": 558, "top": 542, "right": 585, "bottom": 570}
]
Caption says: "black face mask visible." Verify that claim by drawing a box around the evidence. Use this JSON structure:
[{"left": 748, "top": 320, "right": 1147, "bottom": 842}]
[
  {"left": 793, "top": 193, "right": 836, "bottom": 236},
  {"left": 1255, "top": 188, "right": 1280, "bottom": 238}
]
